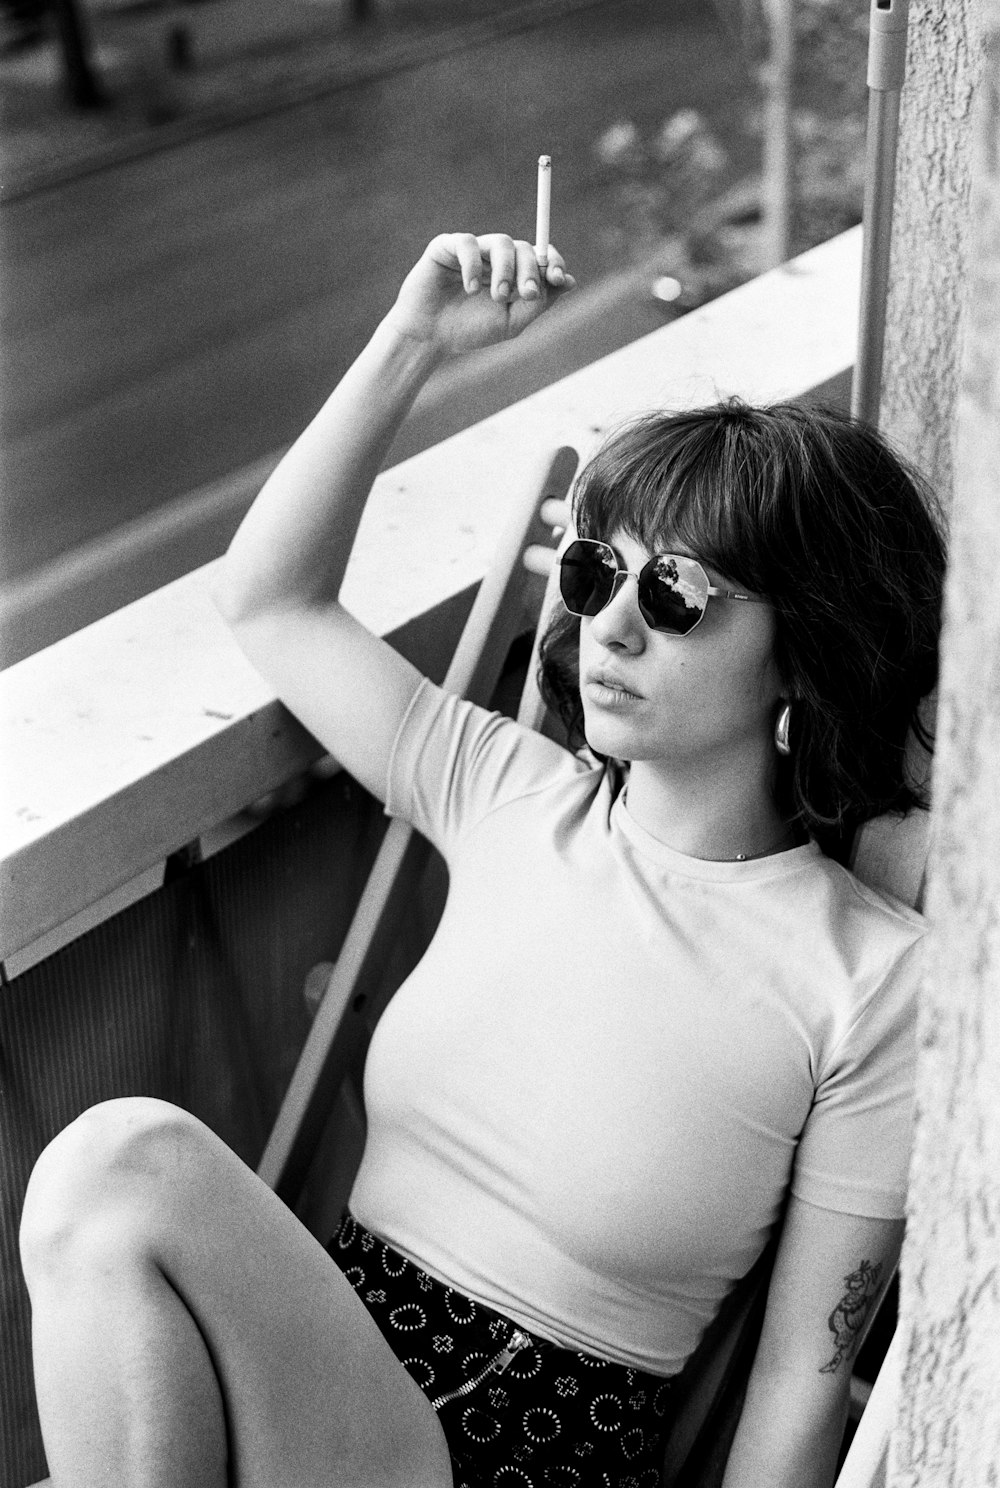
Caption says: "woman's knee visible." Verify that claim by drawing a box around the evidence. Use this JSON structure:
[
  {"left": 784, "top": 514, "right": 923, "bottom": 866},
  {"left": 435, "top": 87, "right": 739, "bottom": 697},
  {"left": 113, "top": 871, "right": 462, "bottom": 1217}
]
[{"left": 20, "top": 1097, "right": 211, "bottom": 1283}]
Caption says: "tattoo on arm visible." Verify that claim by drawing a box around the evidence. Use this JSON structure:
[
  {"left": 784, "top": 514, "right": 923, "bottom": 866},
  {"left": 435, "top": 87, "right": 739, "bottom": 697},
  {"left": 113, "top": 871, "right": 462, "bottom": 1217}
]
[{"left": 818, "top": 1258, "right": 884, "bottom": 1375}]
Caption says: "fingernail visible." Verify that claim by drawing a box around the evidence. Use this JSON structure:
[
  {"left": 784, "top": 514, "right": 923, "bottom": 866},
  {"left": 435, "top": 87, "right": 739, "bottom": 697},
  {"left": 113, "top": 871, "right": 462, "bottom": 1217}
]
[
  {"left": 549, "top": 266, "right": 565, "bottom": 285},
  {"left": 467, "top": 277, "right": 480, "bottom": 293},
  {"left": 496, "top": 280, "right": 511, "bottom": 300},
  {"left": 523, "top": 282, "right": 540, "bottom": 300}
]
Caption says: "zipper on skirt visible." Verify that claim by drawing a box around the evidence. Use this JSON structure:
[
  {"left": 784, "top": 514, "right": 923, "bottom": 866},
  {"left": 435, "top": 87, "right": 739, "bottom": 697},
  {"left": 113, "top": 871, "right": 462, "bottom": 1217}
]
[{"left": 430, "top": 1328, "right": 534, "bottom": 1410}]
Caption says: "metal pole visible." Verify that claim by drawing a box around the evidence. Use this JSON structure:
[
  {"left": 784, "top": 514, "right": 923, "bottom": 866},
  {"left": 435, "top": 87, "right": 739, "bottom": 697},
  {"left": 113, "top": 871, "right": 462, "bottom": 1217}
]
[
  {"left": 760, "top": 0, "right": 794, "bottom": 267},
  {"left": 852, "top": 0, "right": 911, "bottom": 426}
]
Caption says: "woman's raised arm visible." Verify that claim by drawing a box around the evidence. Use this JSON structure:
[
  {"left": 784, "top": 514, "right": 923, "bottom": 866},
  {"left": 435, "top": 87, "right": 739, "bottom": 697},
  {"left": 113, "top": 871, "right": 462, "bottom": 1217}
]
[{"left": 212, "top": 232, "right": 573, "bottom": 801}]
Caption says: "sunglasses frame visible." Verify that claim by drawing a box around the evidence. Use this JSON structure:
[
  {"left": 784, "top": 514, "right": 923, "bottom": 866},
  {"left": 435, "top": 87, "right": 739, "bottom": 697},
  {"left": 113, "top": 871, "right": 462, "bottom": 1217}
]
[{"left": 558, "top": 538, "right": 767, "bottom": 636}]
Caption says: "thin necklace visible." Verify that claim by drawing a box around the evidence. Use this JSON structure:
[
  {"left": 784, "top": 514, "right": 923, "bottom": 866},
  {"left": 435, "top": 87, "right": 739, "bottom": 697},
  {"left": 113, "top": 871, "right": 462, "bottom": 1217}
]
[
  {"left": 621, "top": 787, "right": 796, "bottom": 862},
  {"left": 732, "top": 827, "right": 798, "bottom": 862}
]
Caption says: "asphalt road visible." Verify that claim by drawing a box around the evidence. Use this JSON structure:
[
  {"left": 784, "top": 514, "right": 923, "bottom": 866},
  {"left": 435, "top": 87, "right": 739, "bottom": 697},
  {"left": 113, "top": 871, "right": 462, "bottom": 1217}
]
[{"left": 0, "top": 0, "right": 754, "bottom": 590}]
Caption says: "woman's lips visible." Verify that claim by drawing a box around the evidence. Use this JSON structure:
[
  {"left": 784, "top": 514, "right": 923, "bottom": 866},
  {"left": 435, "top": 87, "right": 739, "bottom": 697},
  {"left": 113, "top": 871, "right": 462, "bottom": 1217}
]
[{"left": 584, "top": 672, "right": 643, "bottom": 705}]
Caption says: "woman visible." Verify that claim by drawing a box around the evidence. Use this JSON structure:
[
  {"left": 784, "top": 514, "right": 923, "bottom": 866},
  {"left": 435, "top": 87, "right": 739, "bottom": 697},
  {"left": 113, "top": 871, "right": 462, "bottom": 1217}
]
[{"left": 20, "top": 233, "right": 945, "bottom": 1488}]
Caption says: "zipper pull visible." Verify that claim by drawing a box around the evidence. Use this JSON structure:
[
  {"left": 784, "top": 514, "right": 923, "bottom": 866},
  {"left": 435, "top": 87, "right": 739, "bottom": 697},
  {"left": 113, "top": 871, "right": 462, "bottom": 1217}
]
[
  {"left": 428, "top": 1327, "right": 534, "bottom": 1411},
  {"left": 491, "top": 1328, "right": 533, "bottom": 1375}
]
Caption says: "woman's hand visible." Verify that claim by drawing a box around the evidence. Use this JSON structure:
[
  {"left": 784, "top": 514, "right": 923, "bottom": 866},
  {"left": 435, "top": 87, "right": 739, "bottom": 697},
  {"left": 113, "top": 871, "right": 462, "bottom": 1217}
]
[{"left": 385, "top": 232, "right": 575, "bottom": 359}]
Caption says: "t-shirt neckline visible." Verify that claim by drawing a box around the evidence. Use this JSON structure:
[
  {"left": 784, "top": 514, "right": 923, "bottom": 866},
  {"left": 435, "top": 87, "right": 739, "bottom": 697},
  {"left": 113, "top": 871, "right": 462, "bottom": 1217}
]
[{"left": 611, "top": 788, "right": 822, "bottom": 882}]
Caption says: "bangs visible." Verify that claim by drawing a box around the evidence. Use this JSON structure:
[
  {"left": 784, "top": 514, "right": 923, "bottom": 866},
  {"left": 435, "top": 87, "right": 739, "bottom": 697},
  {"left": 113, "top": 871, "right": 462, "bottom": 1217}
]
[{"left": 572, "top": 408, "right": 776, "bottom": 594}]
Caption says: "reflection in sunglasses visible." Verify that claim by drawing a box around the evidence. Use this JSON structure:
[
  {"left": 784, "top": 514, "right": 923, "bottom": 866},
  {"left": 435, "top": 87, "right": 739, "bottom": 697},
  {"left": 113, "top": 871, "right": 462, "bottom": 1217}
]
[{"left": 650, "top": 556, "right": 705, "bottom": 614}]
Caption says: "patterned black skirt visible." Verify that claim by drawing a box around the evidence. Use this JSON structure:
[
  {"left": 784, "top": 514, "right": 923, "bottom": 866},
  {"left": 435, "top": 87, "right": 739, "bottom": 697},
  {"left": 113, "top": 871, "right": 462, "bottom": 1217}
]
[{"left": 329, "top": 1212, "right": 674, "bottom": 1488}]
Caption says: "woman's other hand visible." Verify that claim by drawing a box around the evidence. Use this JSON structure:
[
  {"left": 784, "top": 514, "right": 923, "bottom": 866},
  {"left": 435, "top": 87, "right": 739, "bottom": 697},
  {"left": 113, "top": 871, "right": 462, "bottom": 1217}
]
[{"left": 386, "top": 232, "right": 575, "bottom": 358}]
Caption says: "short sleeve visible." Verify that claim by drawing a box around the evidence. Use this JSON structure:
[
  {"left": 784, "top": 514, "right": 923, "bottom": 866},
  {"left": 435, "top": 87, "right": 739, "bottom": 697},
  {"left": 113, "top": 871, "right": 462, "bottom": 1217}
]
[
  {"left": 790, "top": 934, "right": 924, "bottom": 1219},
  {"left": 384, "top": 677, "right": 582, "bottom": 858}
]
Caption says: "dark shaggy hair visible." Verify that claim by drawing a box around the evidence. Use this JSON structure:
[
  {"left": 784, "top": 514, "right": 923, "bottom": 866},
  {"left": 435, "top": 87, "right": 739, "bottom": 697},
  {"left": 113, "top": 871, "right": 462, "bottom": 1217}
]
[{"left": 538, "top": 400, "right": 947, "bottom": 859}]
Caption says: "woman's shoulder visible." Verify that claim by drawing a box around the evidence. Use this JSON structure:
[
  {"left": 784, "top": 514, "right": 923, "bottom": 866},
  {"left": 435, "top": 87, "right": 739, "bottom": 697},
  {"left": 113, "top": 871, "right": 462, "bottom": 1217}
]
[
  {"left": 792, "top": 854, "right": 926, "bottom": 1090},
  {"left": 405, "top": 677, "right": 595, "bottom": 783},
  {"left": 803, "top": 849, "right": 927, "bottom": 1003},
  {"left": 828, "top": 856, "right": 926, "bottom": 936},
  {"left": 386, "top": 677, "right": 601, "bottom": 849}
]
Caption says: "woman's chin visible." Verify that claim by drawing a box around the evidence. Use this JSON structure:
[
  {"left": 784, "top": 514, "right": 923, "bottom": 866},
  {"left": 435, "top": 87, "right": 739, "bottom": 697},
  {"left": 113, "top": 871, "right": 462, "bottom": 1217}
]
[
  {"left": 581, "top": 708, "right": 693, "bottom": 768},
  {"left": 582, "top": 710, "right": 644, "bottom": 762}
]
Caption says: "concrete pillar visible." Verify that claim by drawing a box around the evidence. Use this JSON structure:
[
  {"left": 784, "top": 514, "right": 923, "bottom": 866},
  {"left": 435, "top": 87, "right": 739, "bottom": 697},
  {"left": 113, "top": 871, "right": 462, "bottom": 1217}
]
[
  {"left": 888, "top": 5, "right": 1000, "bottom": 1482},
  {"left": 878, "top": 0, "right": 979, "bottom": 502}
]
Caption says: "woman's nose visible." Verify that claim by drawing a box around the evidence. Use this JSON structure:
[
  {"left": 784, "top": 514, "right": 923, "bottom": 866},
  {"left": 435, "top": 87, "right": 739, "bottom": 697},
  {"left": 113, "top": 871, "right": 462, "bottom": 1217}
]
[{"left": 588, "top": 572, "right": 646, "bottom": 650}]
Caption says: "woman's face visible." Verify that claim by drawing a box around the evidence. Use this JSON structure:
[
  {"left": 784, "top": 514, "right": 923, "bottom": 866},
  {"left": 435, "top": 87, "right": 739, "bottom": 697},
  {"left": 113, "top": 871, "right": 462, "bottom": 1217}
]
[{"left": 577, "top": 530, "right": 783, "bottom": 769}]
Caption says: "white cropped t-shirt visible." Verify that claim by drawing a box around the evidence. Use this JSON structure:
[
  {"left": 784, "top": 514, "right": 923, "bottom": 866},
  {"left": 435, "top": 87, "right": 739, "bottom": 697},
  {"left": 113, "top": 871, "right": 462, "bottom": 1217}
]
[{"left": 348, "top": 680, "right": 925, "bottom": 1375}]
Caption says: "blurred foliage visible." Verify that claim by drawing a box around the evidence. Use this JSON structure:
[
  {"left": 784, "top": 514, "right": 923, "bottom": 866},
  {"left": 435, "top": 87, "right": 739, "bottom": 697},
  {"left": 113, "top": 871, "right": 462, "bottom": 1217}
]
[{"left": 593, "top": 0, "right": 870, "bottom": 310}]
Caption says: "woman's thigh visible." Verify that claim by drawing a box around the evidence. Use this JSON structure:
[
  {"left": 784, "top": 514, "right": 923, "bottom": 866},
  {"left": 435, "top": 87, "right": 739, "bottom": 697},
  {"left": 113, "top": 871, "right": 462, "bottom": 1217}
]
[{"left": 21, "top": 1097, "right": 453, "bottom": 1488}]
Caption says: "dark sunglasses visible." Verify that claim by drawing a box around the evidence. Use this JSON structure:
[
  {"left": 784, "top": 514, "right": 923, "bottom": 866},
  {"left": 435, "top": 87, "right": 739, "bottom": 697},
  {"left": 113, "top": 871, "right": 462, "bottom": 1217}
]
[{"left": 558, "top": 538, "right": 766, "bottom": 636}]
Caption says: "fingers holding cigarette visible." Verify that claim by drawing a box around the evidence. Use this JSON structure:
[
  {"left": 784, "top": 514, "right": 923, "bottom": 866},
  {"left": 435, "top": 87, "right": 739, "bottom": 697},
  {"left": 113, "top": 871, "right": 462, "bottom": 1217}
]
[
  {"left": 424, "top": 153, "right": 567, "bottom": 307},
  {"left": 395, "top": 229, "right": 573, "bottom": 359},
  {"left": 506, "top": 236, "right": 572, "bottom": 298},
  {"left": 542, "top": 250, "right": 573, "bottom": 289},
  {"left": 456, "top": 154, "right": 565, "bottom": 300},
  {"left": 473, "top": 234, "right": 575, "bottom": 301}
]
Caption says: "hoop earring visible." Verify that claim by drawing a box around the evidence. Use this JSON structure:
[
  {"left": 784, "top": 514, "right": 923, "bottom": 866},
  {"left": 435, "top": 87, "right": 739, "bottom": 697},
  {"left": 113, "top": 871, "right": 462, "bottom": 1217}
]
[{"left": 774, "top": 702, "right": 792, "bottom": 757}]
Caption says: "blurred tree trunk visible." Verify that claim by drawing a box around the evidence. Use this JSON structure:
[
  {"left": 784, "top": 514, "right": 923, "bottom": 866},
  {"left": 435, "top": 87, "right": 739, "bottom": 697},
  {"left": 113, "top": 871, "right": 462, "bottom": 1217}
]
[
  {"left": 887, "top": 6, "right": 1000, "bottom": 1484},
  {"left": 879, "top": 0, "right": 978, "bottom": 504},
  {"left": 759, "top": 0, "right": 793, "bottom": 265},
  {"left": 51, "top": 0, "right": 104, "bottom": 109},
  {"left": 709, "top": 0, "right": 792, "bottom": 267}
]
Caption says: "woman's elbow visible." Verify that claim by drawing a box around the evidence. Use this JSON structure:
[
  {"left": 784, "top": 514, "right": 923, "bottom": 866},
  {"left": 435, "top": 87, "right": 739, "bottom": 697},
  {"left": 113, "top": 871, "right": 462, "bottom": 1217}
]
[
  {"left": 210, "top": 553, "right": 255, "bottom": 630},
  {"left": 211, "top": 540, "right": 293, "bottom": 632}
]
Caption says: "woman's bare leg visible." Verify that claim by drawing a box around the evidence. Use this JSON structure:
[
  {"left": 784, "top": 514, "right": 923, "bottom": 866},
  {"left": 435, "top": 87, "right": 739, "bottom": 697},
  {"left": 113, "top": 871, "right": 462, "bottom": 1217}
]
[{"left": 19, "top": 1097, "right": 453, "bottom": 1488}]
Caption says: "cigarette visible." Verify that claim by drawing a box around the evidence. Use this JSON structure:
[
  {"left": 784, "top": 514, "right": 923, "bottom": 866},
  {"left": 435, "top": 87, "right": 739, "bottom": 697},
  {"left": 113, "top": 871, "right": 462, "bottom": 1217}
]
[{"left": 535, "top": 154, "right": 551, "bottom": 268}]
